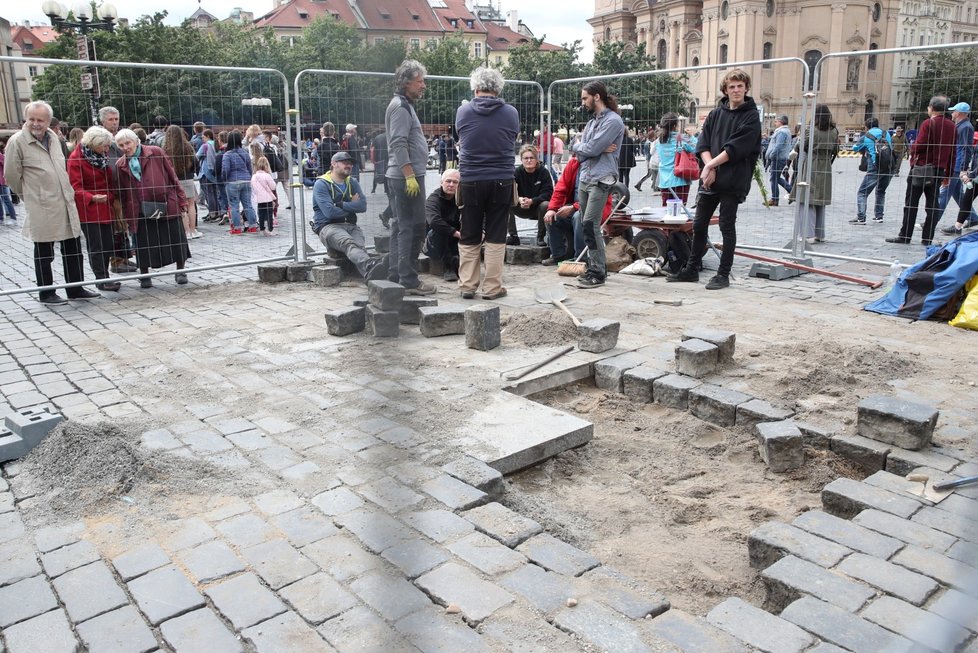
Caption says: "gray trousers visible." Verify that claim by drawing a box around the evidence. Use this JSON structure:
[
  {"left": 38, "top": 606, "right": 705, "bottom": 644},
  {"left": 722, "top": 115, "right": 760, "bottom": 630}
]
[{"left": 319, "top": 223, "right": 371, "bottom": 277}]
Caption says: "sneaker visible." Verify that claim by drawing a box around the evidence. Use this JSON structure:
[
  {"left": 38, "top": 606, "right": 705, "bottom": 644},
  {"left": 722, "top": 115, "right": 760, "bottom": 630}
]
[
  {"left": 109, "top": 261, "right": 138, "bottom": 273},
  {"left": 140, "top": 277, "right": 153, "bottom": 289},
  {"left": 405, "top": 281, "right": 436, "bottom": 296},
  {"left": 246, "top": 226, "right": 259, "bottom": 233},
  {"left": 705, "top": 274, "right": 730, "bottom": 290},
  {"left": 941, "top": 224, "right": 963, "bottom": 236},
  {"left": 634, "top": 184, "right": 643, "bottom": 191},
  {"left": 67, "top": 288, "right": 100, "bottom": 300},
  {"left": 541, "top": 257, "right": 559, "bottom": 266},
  {"left": 175, "top": 272, "right": 188, "bottom": 285},
  {"left": 872, "top": 217, "right": 884, "bottom": 223},
  {"left": 96, "top": 281, "right": 122, "bottom": 292},
  {"left": 577, "top": 274, "right": 605, "bottom": 289},
  {"left": 229, "top": 228, "right": 243, "bottom": 235},
  {"left": 366, "top": 255, "right": 389, "bottom": 281},
  {"left": 38, "top": 293, "right": 68, "bottom": 305},
  {"left": 849, "top": 218, "right": 867, "bottom": 225},
  {"left": 666, "top": 266, "right": 699, "bottom": 283},
  {"left": 921, "top": 239, "right": 933, "bottom": 246},
  {"left": 461, "top": 290, "right": 476, "bottom": 299},
  {"left": 482, "top": 287, "right": 508, "bottom": 300},
  {"left": 506, "top": 235, "right": 521, "bottom": 246},
  {"left": 379, "top": 213, "right": 390, "bottom": 229},
  {"left": 443, "top": 270, "right": 459, "bottom": 282},
  {"left": 535, "top": 238, "right": 547, "bottom": 247},
  {"left": 885, "top": 236, "right": 910, "bottom": 244}
]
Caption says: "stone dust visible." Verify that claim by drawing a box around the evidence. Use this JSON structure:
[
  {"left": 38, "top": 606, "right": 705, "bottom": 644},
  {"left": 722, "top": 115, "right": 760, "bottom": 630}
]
[{"left": 502, "top": 310, "right": 579, "bottom": 347}]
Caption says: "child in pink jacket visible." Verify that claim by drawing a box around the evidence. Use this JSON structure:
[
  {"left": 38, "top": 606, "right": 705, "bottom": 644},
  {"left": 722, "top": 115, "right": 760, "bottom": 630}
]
[{"left": 251, "top": 157, "right": 278, "bottom": 235}]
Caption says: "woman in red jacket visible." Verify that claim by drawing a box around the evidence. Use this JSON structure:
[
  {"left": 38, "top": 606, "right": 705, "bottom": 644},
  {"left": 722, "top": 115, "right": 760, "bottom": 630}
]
[{"left": 67, "top": 126, "right": 121, "bottom": 292}]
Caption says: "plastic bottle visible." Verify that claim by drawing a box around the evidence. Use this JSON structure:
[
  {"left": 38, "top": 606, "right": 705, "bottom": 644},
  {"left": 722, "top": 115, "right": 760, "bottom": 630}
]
[{"left": 887, "top": 260, "right": 901, "bottom": 288}]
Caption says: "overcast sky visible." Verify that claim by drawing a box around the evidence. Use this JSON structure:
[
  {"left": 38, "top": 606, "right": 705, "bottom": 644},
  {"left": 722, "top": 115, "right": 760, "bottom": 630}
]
[{"left": 11, "top": 0, "right": 595, "bottom": 62}]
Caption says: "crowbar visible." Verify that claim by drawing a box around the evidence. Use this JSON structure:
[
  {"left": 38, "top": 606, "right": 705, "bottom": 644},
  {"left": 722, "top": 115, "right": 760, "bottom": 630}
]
[
  {"left": 504, "top": 345, "right": 575, "bottom": 381},
  {"left": 717, "top": 247, "right": 883, "bottom": 289}
]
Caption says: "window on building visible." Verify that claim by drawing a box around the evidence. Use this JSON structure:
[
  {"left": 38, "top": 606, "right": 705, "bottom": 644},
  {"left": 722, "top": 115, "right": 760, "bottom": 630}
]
[
  {"left": 721, "top": 1, "right": 729, "bottom": 20},
  {"left": 692, "top": 56, "right": 700, "bottom": 67},
  {"left": 605, "top": 27, "right": 611, "bottom": 41},
  {"left": 762, "top": 42, "right": 773, "bottom": 68},
  {"left": 872, "top": 2, "right": 881, "bottom": 21},
  {"left": 22, "top": 42, "right": 34, "bottom": 52},
  {"left": 466, "top": 19, "right": 473, "bottom": 28},
  {"left": 474, "top": 42, "right": 482, "bottom": 58},
  {"left": 410, "top": 38, "right": 420, "bottom": 50},
  {"left": 719, "top": 43, "right": 728, "bottom": 66},
  {"left": 804, "top": 49, "right": 822, "bottom": 90},
  {"left": 450, "top": 18, "right": 457, "bottom": 27},
  {"left": 427, "top": 39, "right": 437, "bottom": 50},
  {"left": 495, "top": 55, "right": 502, "bottom": 65},
  {"left": 659, "top": 19, "right": 666, "bottom": 33},
  {"left": 28, "top": 65, "right": 38, "bottom": 77},
  {"left": 766, "top": 0, "right": 774, "bottom": 17},
  {"left": 868, "top": 43, "right": 878, "bottom": 70},
  {"left": 657, "top": 39, "right": 667, "bottom": 66},
  {"left": 376, "top": 37, "right": 385, "bottom": 44}
]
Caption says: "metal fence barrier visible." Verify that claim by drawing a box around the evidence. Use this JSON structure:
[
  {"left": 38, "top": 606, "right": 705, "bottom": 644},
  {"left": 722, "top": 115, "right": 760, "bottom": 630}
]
[
  {"left": 0, "top": 55, "right": 293, "bottom": 298},
  {"left": 291, "top": 70, "right": 544, "bottom": 261}
]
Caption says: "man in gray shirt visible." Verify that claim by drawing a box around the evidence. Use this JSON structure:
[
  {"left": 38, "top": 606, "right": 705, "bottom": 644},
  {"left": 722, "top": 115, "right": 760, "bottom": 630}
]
[{"left": 384, "top": 59, "right": 435, "bottom": 295}]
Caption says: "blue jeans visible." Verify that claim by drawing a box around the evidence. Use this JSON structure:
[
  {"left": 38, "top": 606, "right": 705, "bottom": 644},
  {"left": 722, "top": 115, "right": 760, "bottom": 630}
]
[
  {"left": 0, "top": 185, "right": 15, "bottom": 219},
  {"left": 388, "top": 177, "right": 426, "bottom": 289},
  {"left": 769, "top": 157, "right": 792, "bottom": 201},
  {"left": 424, "top": 229, "right": 459, "bottom": 269},
  {"left": 579, "top": 180, "right": 612, "bottom": 279},
  {"left": 937, "top": 175, "right": 978, "bottom": 224},
  {"left": 226, "top": 180, "right": 257, "bottom": 228},
  {"left": 546, "top": 210, "right": 586, "bottom": 260},
  {"left": 856, "top": 168, "right": 892, "bottom": 220}
]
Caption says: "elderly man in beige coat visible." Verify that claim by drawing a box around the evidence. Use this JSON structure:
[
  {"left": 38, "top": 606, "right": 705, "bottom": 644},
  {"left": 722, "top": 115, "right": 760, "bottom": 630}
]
[{"left": 4, "top": 100, "right": 98, "bottom": 305}]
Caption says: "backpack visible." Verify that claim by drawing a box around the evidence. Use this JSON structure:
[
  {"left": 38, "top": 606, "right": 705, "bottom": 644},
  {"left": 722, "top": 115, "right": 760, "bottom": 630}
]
[
  {"left": 262, "top": 141, "right": 282, "bottom": 173},
  {"left": 868, "top": 132, "right": 894, "bottom": 175}
]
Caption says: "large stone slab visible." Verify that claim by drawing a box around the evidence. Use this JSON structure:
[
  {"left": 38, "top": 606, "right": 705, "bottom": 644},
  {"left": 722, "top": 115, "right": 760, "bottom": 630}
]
[{"left": 453, "top": 391, "right": 592, "bottom": 474}]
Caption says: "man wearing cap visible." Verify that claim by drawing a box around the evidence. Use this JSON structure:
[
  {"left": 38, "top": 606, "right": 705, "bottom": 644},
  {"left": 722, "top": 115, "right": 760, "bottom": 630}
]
[
  {"left": 764, "top": 115, "right": 793, "bottom": 207},
  {"left": 310, "top": 151, "right": 386, "bottom": 280},
  {"left": 938, "top": 101, "right": 978, "bottom": 233}
]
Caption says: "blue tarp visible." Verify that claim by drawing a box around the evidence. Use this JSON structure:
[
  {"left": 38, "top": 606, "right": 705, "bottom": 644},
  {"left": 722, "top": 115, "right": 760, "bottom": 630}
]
[{"left": 865, "top": 231, "right": 978, "bottom": 320}]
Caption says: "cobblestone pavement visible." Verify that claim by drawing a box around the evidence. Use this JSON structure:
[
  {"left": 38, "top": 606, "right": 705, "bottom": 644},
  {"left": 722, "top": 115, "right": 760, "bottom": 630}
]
[{"left": 0, "top": 158, "right": 976, "bottom": 652}]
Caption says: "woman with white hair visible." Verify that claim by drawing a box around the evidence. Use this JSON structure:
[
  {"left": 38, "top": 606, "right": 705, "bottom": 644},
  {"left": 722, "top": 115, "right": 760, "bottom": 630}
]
[
  {"left": 114, "top": 128, "right": 191, "bottom": 288},
  {"left": 67, "top": 126, "right": 122, "bottom": 291},
  {"left": 455, "top": 66, "right": 520, "bottom": 300}
]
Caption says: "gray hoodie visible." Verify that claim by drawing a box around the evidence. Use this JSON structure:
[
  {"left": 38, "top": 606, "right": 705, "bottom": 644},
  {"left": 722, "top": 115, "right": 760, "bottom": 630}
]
[
  {"left": 385, "top": 94, "right": 427, "bottom": 179},
  {"left": 570, "top": 107, "right": 625, "bottom": 185}
]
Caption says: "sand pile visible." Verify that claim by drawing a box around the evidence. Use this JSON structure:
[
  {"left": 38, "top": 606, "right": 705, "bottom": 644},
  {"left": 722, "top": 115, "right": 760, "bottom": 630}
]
[{"left": 502, "top": 310, "right": 578, "bottom": 347}]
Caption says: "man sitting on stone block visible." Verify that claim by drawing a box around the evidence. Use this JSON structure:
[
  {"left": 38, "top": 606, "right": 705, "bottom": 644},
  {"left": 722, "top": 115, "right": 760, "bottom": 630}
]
[
  {"left": 423, "top": 169, "right": 461, "bottom": 282},
  {"left": 311, "top": 151, "right": 386, "bottom": 280},
  {"left": 508, "top": 144, "right": 553, "bottom": 246}
]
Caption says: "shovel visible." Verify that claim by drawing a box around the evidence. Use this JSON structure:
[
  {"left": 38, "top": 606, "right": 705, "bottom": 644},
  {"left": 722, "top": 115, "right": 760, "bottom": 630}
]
[{"left": 534, "top": 284, "right": 581, "bottom": 326}]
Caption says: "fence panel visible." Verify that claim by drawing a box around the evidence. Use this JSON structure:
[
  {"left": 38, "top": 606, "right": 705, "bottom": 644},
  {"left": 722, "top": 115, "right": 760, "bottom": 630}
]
[
  {"left": 549, "top": 58, "right": 813, "bottom": 263},
  {"left": 292, "top": 70, "right": 543, "bottom": 259},
  {"left": 0, "top": 56, "right": 294, "bottom": 298}
]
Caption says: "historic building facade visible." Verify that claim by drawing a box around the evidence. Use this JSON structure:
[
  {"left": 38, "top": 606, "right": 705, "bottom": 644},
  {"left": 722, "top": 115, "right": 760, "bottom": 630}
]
[{"left": 589, "top": 0, "right": 978, "bottom": 132}]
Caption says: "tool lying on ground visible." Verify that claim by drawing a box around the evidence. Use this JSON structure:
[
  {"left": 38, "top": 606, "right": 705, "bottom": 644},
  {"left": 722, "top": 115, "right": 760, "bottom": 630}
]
[
  {"left": 534, "top": 285, "right": 581, "bottom": 326},
  {"left": 718, "top": 247, "right": 884, "bottom": 289},
  {"left": 933, "top": 474, "right": 978, "bottom": 491},
  {"left": 904, "top": 473, "right": 958, "bottom": 503},
  {"left": 503, "top": 345, "right": 575, "bottom": 381},
  {"left": 556, "top": 185, "right": 630, "bottom": 277},
  {"left": 654, "top": 299, "right": 683, "bottom": 306}
]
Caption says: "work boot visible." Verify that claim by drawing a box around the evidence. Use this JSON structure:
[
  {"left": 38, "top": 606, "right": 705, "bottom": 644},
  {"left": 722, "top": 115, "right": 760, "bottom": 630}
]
[
  {"left": 506, "top": 234, "right": 521, "bottom": 246},
  {"left": 457, "top": 243, "right": 482, "bottom": 295},
  {"left": 705, "top": 274, "right": 730, "bottom": 290},
  {"left": 481, "top": 242, "right": 506, "bottom": 298},
  {"left": 666, "top": 264, "right": 699, "bottom": 283}
]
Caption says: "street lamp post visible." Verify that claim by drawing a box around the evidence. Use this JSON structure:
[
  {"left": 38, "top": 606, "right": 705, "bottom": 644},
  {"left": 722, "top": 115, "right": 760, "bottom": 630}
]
[{"left": 41, "top": 1, "right": 117, "bottom": 126}]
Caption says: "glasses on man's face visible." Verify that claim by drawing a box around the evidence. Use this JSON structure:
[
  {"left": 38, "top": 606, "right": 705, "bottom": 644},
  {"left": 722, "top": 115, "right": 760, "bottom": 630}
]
[{"left": 521, "top": 156, "right": 537, "bottom": 161}]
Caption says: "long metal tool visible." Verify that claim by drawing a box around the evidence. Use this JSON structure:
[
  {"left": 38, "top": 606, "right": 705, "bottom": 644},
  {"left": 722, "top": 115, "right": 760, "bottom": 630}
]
[
  {"left": 720, "top": 247, "right": 883, "bottom": 289},
  {"left": 504, "top": 345, "right": 575, "bottom": 381}
]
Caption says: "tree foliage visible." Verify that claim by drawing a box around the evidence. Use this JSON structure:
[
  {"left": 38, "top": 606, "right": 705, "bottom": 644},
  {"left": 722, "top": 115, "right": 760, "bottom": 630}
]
[
  {"left": 414, "top": 34, "right": 482, "bottom": 78},
  {"left": 910, "top": 48, "right": 978, "bottom": 120}
]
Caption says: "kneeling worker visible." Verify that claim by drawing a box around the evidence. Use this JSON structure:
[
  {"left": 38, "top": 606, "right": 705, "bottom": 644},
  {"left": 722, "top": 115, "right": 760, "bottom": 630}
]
[
  {"left": 424, "top": 169, "right": 462, "bottom": 282},
  {"left": 311, "top": 151, "right": 386, "bottom": 280}
]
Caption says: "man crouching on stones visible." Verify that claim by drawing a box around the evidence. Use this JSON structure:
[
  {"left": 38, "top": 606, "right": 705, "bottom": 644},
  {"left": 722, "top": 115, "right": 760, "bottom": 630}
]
[
  {"left": 423, "top": 169, "right": 462, "bottom": 282},
  {"left": 311, "top": 151, "right": 386, "bottom": 280}
]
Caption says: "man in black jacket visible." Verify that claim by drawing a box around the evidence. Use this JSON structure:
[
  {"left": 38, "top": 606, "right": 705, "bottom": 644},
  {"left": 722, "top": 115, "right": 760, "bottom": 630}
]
[
  {"left": 508, "top": 144, "right": 554, "bottom": 246},
  {"left": 667, "top": 69, "right": 761, "bottom": 290},
  {"left": 423, "top": 169, "right": 462, "bottom": 281}
]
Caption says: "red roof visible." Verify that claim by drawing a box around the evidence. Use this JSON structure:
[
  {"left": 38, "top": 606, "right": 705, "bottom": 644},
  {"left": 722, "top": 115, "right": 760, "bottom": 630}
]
[
  {"left": 10, "top": 24, "right": 59, "bottom": 55},
  {"left": 254, "top": 0, "right": 362, "bottom": 30},
  {"left": 484, "top": 21, "right": 561, "bottom": 53},
  {"left": 354, "top": 0, "right": 441, "bottom": 33},
  {"left": 433, "top": 0, "right": 483, "bottom": 34}
]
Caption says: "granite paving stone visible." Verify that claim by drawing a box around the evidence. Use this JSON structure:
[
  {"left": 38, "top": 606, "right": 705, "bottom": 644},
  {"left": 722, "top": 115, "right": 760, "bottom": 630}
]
[
  {"left": 277, "top": 571, "right": 358, "bottom": 624},
  {"left": 415, "top": 561, "right": 514, "bottom": 623},
  {"left": 165, "top": 517, "right": 217, "bottom": 551},
  {"left": 821, "top": 477, "right": 922, "bottom": 519},
  {"left": 204, "top": 572, "right": 287, "bottom": 631},
  {"left": 929, "top": 587, "right": 978, "bottom": 633},
  {"left": 791, "top": 510, "right": 904, "bottom": 559},
  {"left": 226, "top": 428, "right": 273, "bottom": 450},
  {"left": 552, "top": 599, "right": 650, "bottom": 653},
  {"left": 462, "top": 501, "right": 544, "bottom": 547},
  {"left": 837, "top": 552, "right": 939, "bottom": 606},
  {"left": 32, "top": 521, "right": 85, "bottom": 553},
  {"left": 333, "top": 508, "right": 418, "bottom": 553},
  {"left": 761, "top": 555, "right": 875, "bottom": 612},
  {"left": 111, "top": 542, "right": 170, "bottom": 581},
  {"left": 861, "top": 595, "right": 971, "bottom": 652},
  {"left": 311, "top": 487, "right": 365, "bottom": 516},
  {"left": 39, "top": 539, "right": 100, "bottom": 578},
  {"left": 395, "top": 608, "right": 493, "bottom": 653},
  {"left": 891, "top": 544, "right": 978, "bottom": 590},
  {"left": 380, "top": 538, "right": 450, "bottom": 578},
  {"left": 402, "top": 509, "right": 474, "bottom": 544},
  {"left": 240, "top": 538, "right": 318, "bottom": 590},
  {"left": 748, "top": 521, "right": 851, "bottom": 569},
  {"left": 270, "top": 506, "right": 339, "bottom": 547},
  {"left": 301, "top": 533, "right": 384, "bottom": 582},
  {"left": 51, "top": 561, "right": 128, "bottom": 623},
  {"left": 780, "top": 595, "right": 913, "bottom": 652},
  {"left": 447, "top": 532, "right": 527, "bottom": 575},
  {"left": 253, "top": 489, "right": 306, "bottom": 516},
  {"left": 242, "top": 612, "right": 335, "bottom": 652},
  {"left": 912, "top": 505, "right": 978, "bottom": 542},
  {"left": 75, "top": 605, "right": 158, "bottom": 653},
  {"left": 421, "top": 474, "right": 488, "bottom": 510},
  {"left": 643, "top": 608, "right": 748, "bottom": 653},
  {"left": 349, "top": 569, "right": 432, "bottom": 621},
  {"left": 126, "top": 565, "right": 206, "bottom": 625},
  {"left": 317, "top": 605, "right": 418, "bottom": 653},
  {"left": 2, "top": 608, "right": 78, "bottom": 653},
  {"left": 706, "top": 596, "right": 815, "bottom": 653},
  {"left": 852, "top": 507, "right": 957, "bottom": 552},
  {"left": 0, "top": 541, "right": 41, "bottom": 587},
  {"left": 0, "top": 575, "right": 59, "bottom": 628},
  {"left": 214, "top": 513, "right": 277, "bottom": 548},
  {"left": 178, "top": 540, "right": 245, "bottom": 583},
  {"left": 578, "top": 566, "right": 670, "bottom": 620},
  {"left": 357, "top": 476, "right": 425, "bottom": 512},
  {"left": 516, "top": 533, "right": 601, "bottom": 577},
  {"left": 159, "top": 608, "right": 244, "bottom": 653}
]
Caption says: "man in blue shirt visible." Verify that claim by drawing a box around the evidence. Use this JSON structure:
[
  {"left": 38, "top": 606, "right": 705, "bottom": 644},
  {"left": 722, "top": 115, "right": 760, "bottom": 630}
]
[
  {"left": 311, "top": 152, "right": 386, "bottom": 280},
  {"left": 938, "top": 102, "right": 978, "bottom": 233},
  {"left": 850, "top": 118, "right": 893, "bottom": 224},
  {"left": 764, "top": 115, "right": 793, "bottom": 206}
]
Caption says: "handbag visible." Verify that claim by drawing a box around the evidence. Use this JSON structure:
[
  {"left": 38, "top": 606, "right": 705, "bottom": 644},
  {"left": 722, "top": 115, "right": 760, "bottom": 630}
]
[
  {"left": 140, "top": 200, "right": 168, "bottom": 220},
  {"left": 858, "top": 150, "right": 868, "bottom": 172},
  {"left": 910, "top": 163, "right": 936, "bottom": 189},
  {"left": 673, "top": 133, "right": 699, "bottom": 181}
]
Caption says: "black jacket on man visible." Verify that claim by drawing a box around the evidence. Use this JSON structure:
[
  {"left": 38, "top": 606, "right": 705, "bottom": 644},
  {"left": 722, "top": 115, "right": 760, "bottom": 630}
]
[
  {"left": 425, "top": 187, "right": 461, "bottom": 238},
  {"left": 513, "top": 165, "right": 554, "bottom": 211},
  {"left": 696, "top": 95, "right": 762, "bottom": 202}
]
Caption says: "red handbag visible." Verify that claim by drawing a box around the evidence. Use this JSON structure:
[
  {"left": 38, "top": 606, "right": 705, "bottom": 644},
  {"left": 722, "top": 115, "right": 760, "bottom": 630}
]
[{"left": 673, "top": 132, "right": 699, "bottom": 181}]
